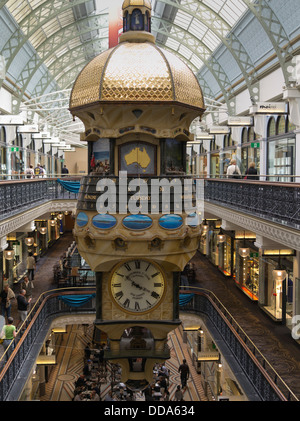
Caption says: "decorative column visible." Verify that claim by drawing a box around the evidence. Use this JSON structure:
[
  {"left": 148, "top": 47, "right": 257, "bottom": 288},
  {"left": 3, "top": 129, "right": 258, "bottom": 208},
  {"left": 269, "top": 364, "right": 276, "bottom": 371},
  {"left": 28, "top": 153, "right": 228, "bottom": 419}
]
[{"left": 283, "top": 88, "right": 300, "bottom": 182}]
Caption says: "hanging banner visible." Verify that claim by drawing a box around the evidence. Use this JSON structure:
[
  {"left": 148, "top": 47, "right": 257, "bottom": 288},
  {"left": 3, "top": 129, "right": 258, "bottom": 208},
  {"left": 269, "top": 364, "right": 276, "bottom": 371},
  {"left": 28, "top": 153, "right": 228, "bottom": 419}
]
[{"left": 109, "top": 0, "right": 123, "bottom": 48}]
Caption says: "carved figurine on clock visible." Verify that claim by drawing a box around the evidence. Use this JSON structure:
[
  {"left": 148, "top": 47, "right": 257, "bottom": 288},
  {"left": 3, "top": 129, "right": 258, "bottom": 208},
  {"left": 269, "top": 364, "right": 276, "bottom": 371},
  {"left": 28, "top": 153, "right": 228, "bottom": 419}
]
[{"left": 110, "top": 259, "right": 165, "bottom": 314}]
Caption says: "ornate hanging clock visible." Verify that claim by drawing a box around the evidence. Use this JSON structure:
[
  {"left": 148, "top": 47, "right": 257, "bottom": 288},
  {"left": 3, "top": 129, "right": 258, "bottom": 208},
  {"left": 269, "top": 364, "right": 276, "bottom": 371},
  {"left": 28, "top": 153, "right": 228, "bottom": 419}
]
[{"left": 110, "top": 259, "right": 165, "bottom": 314}]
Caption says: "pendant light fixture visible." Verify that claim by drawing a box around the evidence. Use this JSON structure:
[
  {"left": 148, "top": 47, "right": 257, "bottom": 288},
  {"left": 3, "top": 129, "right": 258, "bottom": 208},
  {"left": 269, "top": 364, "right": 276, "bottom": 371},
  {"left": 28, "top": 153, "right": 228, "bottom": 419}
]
[
  {"left": 217, "top": 227, "right": 226, "bottom": 244},
  {"left": 39, "top": 221, "right": 47, "bottom": 235},
  {"left": 202, "top": 219, "right": 208, "bottom": 234},
  {"left": 239, "top": 231, "right": 250, "bottom": 257},
  {"left": 25, "top": 234, "right": 34, "bottom": 247},
  {"left": 272, "top": 251, "right": 287, "bottom": 281},
  {"left": 4, "top": 243, "right": 15, "bottom": 260}
]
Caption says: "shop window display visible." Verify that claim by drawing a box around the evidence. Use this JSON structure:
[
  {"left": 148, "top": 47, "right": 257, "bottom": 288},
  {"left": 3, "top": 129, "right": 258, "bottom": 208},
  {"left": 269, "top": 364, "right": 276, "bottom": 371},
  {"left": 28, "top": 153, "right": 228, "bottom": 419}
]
[
  {"left": 262, "top": 253, "right": 294, "bottom": 325},
  {"left": 267, "top": 116, "right": 295, "bottom": 182}
]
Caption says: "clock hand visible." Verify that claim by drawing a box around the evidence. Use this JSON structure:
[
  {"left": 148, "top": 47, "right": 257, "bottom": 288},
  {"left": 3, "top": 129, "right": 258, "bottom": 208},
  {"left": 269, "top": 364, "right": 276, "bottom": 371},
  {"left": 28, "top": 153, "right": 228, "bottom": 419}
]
[{"left": 131, "top": 281, "right": 151, "bottom": 293}]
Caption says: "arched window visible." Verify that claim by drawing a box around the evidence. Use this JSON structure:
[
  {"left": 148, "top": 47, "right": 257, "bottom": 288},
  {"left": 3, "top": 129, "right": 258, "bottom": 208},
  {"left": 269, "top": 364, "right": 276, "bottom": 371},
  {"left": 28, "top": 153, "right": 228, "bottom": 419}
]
[
  {"left": 130, "top": 9, "right": 144, "bottom": 31},
  {"left": 248, "top": 127, "right": 256, "bottom": 142},
  {"left": 0, "top": 126, "right": 6, "bottom": 177},
  {"left": 267, "top": 118, "right": 276, "bottom": 137},
  {"left": 276, "top": 116, "right": 286, "bottom": 135},
  {"left": 241, "top": 127, "right": 248, "bottom": 144}
]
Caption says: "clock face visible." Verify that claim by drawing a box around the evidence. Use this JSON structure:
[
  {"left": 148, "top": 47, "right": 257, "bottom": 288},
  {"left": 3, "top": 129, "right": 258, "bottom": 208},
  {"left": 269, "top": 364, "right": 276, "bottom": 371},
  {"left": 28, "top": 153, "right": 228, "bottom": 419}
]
[{"left": 110, "top": 259, "right": 165, "bottom": 314}]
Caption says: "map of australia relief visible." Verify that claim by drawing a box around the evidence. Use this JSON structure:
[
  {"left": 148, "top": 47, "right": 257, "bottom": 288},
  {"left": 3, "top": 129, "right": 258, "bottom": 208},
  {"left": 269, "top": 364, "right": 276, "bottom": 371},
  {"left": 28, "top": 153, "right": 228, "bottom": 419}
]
[{"left": 120, "top": 142, "right": 155, "bottom": 175}]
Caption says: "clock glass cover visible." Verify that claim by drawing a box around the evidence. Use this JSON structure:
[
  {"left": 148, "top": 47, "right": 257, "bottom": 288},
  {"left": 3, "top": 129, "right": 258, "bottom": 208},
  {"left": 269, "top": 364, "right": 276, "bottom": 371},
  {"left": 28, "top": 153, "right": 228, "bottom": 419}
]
[{"left": 110, "top": 259, "right": 165, "bottom": 313}]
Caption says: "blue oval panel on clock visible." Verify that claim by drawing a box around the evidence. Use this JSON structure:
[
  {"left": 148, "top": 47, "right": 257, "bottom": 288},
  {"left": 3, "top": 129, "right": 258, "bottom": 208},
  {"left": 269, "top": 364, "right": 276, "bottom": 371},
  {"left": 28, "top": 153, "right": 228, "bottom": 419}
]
[
  {"left": 122, "top": 214, "right": 152, "bottom": 230},
  {"left": 92, "top": 214, "right": 117, "bottom": 229},
  {"left": 159, "top": 214, "right": 183, "bottom": 229},
  {"left": 76, "top": 212, "right": 88, "bottom": 227}
]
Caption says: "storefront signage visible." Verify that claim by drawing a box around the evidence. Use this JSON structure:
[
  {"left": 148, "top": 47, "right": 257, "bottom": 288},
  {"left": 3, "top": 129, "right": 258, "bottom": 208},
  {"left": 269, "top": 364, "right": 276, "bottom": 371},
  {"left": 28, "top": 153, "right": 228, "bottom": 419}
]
[
  {"left": 43, "top": 137, "right": 60, "bottom": 144},
  {"left": 256, "top": 102, "right": 288, "bottom": 114},
  {"left": 250, "top": 142, "right": 260, "bottom": 148},
  {"left": 197, "top": 351, "right": 219, "bottom": 362},
  {"left": 209, "top": 126, "right": 230, "bottom": 134},
  {"left": 17, "top": 124, "right": 39, "bottom": 133},
  {"left": 0, "top": 115, "right": 25, "bottom": 125},
  {"left": 196, "top": 132, "right": 215, "bottom": 140},
  {"left": 32, "top": 132, "right": 51, "bottom": 139},
  {"left": 227, "top": 116, "right": 253, "bottom": 126}
]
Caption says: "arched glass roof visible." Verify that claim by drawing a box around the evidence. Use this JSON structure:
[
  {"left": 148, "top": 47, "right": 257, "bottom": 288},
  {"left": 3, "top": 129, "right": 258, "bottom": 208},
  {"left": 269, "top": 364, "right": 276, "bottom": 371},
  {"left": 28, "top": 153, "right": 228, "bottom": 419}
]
[{"left": 0, "top": 0, "right": 299, "bottom": 145}]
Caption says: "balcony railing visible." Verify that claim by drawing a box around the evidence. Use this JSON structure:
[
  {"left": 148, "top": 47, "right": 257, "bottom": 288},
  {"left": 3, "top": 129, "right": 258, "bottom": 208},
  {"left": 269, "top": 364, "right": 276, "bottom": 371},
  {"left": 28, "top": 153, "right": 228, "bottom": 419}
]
[
  {"left": 203, "top": 178, "right": 300, "bottom": 230},
  {"left": 0, "top": 177, "right": 80, "bottom": 222},
  {"left": 0, "top": 287, "right": 298, "bottom": 401},
  {"left": 1, "top": 175, "right": 300, "bottom": 231},
  {"left": 181, "top": 286, "right": 298, "bottom": 402}
]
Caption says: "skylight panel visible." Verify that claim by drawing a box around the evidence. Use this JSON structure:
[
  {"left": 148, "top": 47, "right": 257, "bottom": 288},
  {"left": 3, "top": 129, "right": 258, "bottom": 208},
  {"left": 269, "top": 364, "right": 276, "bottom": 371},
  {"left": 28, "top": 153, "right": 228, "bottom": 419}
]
[
  {"left": 202, "top": 0, "right": 223, "bottom": 14},
  {"left": 202, "top": 29, "right": 221, "bottom": 51},
  {"left": 189, "top": 18, "right": 207, "bottom": 41},
  {"left": 179, "top": 44, "right": 193, "bottom": 60},
  {"left": 6, "top": 0, "right": 32, "bottom": 23},
  {"left": 165, "top": 38, "right": 180, "bottom": 51},
  {"left": 174, "top": 10, "right": 192, "bottom": 31},
  {"left": 190, "top": 54, "right": 203, "bottom": 69}
]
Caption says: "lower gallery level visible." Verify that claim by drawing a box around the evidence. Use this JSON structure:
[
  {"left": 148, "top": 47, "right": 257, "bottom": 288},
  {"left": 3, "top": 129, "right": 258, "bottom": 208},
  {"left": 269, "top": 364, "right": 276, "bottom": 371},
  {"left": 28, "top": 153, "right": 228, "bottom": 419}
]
[{"left": 1, "top": 230, "right": 300, "bottom": 402}]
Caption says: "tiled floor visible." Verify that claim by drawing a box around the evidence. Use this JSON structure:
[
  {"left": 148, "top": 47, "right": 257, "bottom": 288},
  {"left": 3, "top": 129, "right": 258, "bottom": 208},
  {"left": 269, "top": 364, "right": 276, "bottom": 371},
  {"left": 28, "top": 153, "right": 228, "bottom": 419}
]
[{"left": 39, "top": 323, "right": 206, "bottom": 402}]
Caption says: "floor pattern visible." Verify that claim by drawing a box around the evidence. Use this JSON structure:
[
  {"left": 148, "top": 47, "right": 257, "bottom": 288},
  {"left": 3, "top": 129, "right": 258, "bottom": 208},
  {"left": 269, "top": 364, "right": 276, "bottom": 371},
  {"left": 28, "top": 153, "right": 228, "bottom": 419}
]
[{"left": 39, "top": 324, "right": 206, "bottom": 402}]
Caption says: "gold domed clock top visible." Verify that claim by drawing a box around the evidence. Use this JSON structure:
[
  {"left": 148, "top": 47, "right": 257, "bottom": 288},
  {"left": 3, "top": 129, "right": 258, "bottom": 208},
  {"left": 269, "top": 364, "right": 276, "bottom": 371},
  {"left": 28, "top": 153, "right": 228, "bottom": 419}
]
[
  {"left": 122, "top": 0, "right": 152, "bottom": 10},
  {"left": 69, "top": 42, "right": 204, "bottom": 110},
  {"left": 110, "top": 259, "right": 165, "bottom": 314}
]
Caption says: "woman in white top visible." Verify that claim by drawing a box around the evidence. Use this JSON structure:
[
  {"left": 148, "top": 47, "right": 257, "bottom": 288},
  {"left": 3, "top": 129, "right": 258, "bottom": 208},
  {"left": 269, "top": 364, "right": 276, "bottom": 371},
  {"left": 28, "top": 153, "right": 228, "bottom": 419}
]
[{"left": 226, "top": 159, "right": 241, "bottom": 178}]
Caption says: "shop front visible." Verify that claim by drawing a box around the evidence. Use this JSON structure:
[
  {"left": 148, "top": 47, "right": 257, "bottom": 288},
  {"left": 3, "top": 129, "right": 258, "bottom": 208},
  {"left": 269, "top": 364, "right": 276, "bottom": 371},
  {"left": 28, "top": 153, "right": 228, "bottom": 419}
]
[
  {"left": 240, "top": 126, "right": 260, "bottom": 176},
  {"left": 217, "top": 231, "right": 235, "bottom": 278},
  {"left": 260, "top": 249, "right": 294, "bottom": 326},
  {"left": 0, "top": 126, "right": 7, "bottom": 179},
  {"left": 266, "top": 116, "right": 296, "bottom": 182},
  {"left": 235, "top": 232, "right": 258, "bottom": 301}
]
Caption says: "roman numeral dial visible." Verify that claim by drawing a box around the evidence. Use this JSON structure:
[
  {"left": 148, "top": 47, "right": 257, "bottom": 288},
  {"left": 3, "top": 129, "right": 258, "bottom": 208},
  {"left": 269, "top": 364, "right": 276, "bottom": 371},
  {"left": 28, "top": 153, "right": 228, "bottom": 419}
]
[{"left": 110, "top": 259, "right": 165, "bottom": 314}]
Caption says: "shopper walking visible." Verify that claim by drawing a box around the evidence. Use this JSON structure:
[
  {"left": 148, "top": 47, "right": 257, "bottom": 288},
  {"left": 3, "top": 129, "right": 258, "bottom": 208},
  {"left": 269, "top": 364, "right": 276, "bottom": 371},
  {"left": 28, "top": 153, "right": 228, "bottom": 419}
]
[
  {"left": 26, "top": 252, "right": 36, "bottom": 284},
  {"left": 178, "top": 359, "right": 190, "bottom": 389}
]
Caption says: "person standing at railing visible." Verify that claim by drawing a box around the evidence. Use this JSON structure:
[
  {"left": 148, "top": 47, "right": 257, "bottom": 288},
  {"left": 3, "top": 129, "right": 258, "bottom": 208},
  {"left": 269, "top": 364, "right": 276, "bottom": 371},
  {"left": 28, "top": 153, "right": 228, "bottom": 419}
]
[
  {"left": 226, "top": 159, "right": 241, "bottom": 179},
  {"left": 0, "top": 284, "right": 15, "bottom": 320},
  {"left": 16, "top": 289, "right": 32, "bottom": 331},
  {"left": 25, "top": 164, "right": 34, "bottom": 179},
  {"left": 244, "top": 162, "right": 259, "bottom": 180},
  {"left": 0, "top": 317, "right": 16, "bottom": 361},
  {"left": 34, "top": 163, "right": 43, "bottom": 178},
  {"left": 61, "top": 165, "right": 69, "bottom": 177}
]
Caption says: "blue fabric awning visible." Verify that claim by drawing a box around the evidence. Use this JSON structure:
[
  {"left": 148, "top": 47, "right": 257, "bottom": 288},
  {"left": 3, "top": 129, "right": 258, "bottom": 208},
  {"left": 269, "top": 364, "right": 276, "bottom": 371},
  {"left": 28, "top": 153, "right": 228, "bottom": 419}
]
[
  {"left": 57, "top": 179, "right": 80, "bottom": 193},
  {"left": 58, "top": 294, "right": 95, "bottom": 307},
  {"left": 179, "top": 293, "right": 194, "bottom": 306}
]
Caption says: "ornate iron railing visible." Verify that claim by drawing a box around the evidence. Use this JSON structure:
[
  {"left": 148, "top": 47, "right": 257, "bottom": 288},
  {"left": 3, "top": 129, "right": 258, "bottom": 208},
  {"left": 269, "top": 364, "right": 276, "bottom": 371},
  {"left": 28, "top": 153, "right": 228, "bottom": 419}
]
[
  {"left": 0, "top": 287, "right": 298, "bottom": 402},
  {"left": 180, "top": 287, "right": 298, "bottom": 402},
  {"left": 0, "top": 177, "right": 80, "bottom": 221},
  {"left": 203, "top": 179, "right": 300, "bottom": 229}
]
